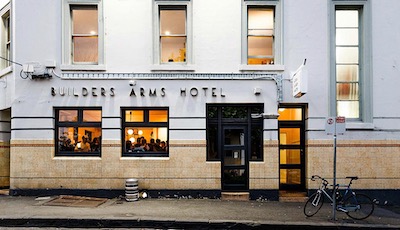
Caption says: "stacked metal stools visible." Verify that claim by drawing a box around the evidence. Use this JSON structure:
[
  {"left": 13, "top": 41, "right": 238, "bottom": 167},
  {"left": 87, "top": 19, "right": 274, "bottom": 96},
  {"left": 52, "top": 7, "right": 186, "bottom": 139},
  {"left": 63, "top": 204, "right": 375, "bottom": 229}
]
[{"left": 125, "top": 178, "right": 139, "bottom": 201}]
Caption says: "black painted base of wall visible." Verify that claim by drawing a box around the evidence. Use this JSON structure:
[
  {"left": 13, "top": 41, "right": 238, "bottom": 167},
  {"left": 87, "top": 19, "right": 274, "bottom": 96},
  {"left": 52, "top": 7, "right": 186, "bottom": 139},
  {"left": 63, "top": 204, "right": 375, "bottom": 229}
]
[
  {"left": 10, "top": 189, "right": 125, "bottom": 199},
  {"left": 10, "top": 188, "right": 399, "bottom": 205},
  {"left": 10, "top": 189, "right": 280, "bottom": 201},
  {"left": 249, "top": 190, "right": 279, "bottom": 201}
]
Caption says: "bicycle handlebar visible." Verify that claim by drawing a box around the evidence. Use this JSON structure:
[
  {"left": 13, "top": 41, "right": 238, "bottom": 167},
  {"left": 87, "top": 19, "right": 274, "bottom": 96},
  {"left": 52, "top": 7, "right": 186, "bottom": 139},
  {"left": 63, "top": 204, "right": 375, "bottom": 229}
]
[
  {"left": 311, "top": 175, "right": 329, "bottom": 185},
  {"left": 311, "top": 175, "right": 359, "bottom": 187}
]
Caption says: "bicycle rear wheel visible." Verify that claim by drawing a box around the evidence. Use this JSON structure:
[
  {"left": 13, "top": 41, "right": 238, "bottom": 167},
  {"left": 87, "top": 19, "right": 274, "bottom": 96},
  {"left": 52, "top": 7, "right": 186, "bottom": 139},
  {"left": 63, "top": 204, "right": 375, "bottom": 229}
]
[
  {"left": 304, "top": 192, "right": 324, "bottom": 217},
  {"left": 344, "top": 193, "right": 374, "bottom": 220}
]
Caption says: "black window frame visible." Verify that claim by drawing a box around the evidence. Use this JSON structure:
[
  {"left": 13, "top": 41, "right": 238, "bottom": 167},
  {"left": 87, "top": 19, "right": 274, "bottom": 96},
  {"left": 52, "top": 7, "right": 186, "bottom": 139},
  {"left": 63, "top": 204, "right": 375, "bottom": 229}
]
[
  {"left": 55, "top": 107, "right": 102, "bottom": 157},
  {"left": 122, "top": 107, "right": 169, "bottom": 157},
  {"left": 206, "top": 104, "right": 264, "bottom": 162}
]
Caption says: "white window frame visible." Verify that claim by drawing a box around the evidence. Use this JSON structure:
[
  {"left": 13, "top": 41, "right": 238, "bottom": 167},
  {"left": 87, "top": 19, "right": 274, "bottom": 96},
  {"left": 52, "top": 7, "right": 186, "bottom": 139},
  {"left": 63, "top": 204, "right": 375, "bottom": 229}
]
[
  {"left": 330, "top": 0, "right": 372, "bottom": 128},
  {"left": 240, "top": 0, "right": 284, "bottom": 72},
  {"left": 61, "top": 0, "right": 105, "bottom": 71},
  {"left": 152, "top": 0, "right": 193, "bottom": 71},
  {"left": 0, "top": 2, "right": 11, "bottom": 73}
]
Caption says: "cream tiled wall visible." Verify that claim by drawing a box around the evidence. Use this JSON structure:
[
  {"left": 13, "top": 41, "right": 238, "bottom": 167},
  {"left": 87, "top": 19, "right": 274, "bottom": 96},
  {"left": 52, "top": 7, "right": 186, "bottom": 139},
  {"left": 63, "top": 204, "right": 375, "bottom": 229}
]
[
  {"left": 307, "top": 140, "right": 400, "bottom": 190},
  {"left": 10, "top": 139, "right": 399, "bottom": 191},
  {"left": 10, "top": 140, "right": 221, "bottom": 190},
  {"left": 250, "top": 140, "right": 279, "bottom": 190},
  {"left": 0, "top": 141, "right": 10, "bottom": 187},
  {"left": 10, "top": 139, "right": 280, "bottom": 191}
]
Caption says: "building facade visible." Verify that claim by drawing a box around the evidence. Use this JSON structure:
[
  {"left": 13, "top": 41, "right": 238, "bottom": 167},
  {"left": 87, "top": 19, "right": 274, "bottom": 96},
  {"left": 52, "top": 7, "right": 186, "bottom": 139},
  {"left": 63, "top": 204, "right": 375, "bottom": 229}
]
[{"left": 1, "top": 0, "right": 400, "bottom": 203}]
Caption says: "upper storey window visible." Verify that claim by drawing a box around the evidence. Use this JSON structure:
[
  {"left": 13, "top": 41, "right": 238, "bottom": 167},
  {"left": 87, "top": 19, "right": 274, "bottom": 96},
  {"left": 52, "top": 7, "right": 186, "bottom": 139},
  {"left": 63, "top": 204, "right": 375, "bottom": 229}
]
[
  {"left": 335, "top": 9, "right": 360, "bottom": 119},
  {"left": 160, "top": 6, "right": 187, "bottom": 63},
  {"left": 153, "top": 1, "right": 192, "bottom": 69},
  {"left": 331, "top": 1, "right": 372, "bottom": 125},
  {"left": 71, "top": 5, "right": 98, "bottom": 64},
  {"left": 241, "top": 1, "right": 283, "bottom": 71},
  {"left": 62, "top": 0, "right": 104, "bottom": 71},
  {"left": 0, "top": 3, "right": 10, "bottom": 70},
  {"left": 247, "top": 7, "right": 274, "bottom": 65}
]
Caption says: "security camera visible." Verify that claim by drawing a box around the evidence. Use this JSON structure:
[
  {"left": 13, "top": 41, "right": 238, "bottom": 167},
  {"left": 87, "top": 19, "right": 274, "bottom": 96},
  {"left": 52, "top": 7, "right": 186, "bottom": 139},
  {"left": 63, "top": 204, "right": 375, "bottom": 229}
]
[{"left": 129, "top": 80, "right": 136, "bottom": 86}]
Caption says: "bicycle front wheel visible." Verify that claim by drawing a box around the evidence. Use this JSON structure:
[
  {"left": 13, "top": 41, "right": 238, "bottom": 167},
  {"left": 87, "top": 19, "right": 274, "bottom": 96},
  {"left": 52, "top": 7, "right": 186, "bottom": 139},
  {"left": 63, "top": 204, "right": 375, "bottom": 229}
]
[
  {"left": 304, "top": 192, "right": 324, "bottom": 217},
  {"left": 344, "top": 193, "right": 374, "bottom": 220}
]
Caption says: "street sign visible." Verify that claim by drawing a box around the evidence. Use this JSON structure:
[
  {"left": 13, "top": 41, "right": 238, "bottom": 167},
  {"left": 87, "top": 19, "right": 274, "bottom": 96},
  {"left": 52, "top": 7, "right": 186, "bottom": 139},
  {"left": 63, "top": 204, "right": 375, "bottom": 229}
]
[
  {"left": 325, "top": 116, "right": 346, "bottom": 135},
  {"left": 325, "top": 116, "right": 346, "bottom": 220}
]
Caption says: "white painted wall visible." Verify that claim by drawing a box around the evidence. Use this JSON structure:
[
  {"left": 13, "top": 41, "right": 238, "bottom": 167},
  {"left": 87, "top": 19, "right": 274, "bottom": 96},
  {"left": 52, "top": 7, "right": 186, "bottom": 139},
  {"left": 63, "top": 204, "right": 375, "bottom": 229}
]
[{"left": 6, "top": 0, "right": 400, "bottom": 141}]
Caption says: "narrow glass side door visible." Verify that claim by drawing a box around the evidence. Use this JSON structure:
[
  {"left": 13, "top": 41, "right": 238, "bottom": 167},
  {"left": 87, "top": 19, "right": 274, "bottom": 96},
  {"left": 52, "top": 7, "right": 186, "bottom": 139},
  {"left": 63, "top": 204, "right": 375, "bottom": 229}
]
[{"left": 222, "top": 126, "right": 248, "bottom": 191}]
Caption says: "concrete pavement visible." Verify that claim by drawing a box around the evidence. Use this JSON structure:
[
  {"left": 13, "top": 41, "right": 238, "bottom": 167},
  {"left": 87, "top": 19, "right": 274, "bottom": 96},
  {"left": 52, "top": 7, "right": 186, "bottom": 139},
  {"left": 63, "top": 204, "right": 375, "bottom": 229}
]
[{"left": 0, "top": 195, "right": 400, "bottom": 229}]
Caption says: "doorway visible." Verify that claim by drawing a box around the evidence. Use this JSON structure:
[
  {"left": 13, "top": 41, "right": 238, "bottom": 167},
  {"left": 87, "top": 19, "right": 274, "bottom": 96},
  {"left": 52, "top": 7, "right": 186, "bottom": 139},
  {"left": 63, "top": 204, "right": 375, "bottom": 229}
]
[
  {"left": 278, "top": 104, "right": 307, "bottom": 192},
  {"left": 0, "top": 109, "right": 11, "bottom": 189},
  {"left": 221, "top": 125, "right": 248, "bottom": 191}
]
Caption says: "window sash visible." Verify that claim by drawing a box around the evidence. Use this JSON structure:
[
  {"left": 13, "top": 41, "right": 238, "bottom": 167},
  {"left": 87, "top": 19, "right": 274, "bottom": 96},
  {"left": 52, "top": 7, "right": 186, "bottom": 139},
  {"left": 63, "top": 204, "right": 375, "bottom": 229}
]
[
  {"left": 247, "top": 7, "right": 275, "bottom": 65},
  {"left": 62, "top": 0, "right": 104, "bottom": 69},
  {"left": 242, "top": 1, "right": 282, "bottom": 67},
  {"left": 56, "top": 108, "right": 102, "bottom": 157},
  {"left": 1, "top": 8, "right": 10, "bottom": 69},
  {"left": 335, "top": 8, "right": 361, "bottom": 119},
  {"left": 71, "top": 5, "right": 99, "bottom": 64},
  {"left": 159, "top": 6, "right": 187, "bottom": 63},
  {"left": 154, "top": 1, "right": 191, "bottom": 66},
  {"left": 122, "top": 108, "right": 169, "bottom": 157}
]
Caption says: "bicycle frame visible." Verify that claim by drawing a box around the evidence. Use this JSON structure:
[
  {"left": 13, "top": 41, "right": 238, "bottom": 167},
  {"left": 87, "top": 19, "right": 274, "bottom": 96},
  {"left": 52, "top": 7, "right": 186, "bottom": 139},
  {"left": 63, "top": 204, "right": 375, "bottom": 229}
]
[
  {"left": 311, "top": 176, "right": 334, "bottom": 203},
  {"left": 311, "top": 176, "right": 356, "bottom": 207},
  {"left": 305, "top": 175, "right": 374, "bottom": 220},
  {"left": 337, "top": 185, "right": 361, "bottom": 212}
]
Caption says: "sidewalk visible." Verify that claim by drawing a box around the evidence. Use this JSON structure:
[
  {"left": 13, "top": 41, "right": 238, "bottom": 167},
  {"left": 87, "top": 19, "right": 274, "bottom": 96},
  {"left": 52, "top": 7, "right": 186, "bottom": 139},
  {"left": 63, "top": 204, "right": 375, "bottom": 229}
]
[{"left": 0, "top": 195, "right": 400, "bottom": 229}]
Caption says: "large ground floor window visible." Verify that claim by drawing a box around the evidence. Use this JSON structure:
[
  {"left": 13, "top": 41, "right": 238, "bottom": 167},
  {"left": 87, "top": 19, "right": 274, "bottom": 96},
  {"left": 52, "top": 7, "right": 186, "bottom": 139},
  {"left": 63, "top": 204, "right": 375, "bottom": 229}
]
[
  {"left": 122, "top": 107, "right": 169, "bottom": 157},
  {"left": 55, "top": 107, "right": 102, "bottom": 157}
]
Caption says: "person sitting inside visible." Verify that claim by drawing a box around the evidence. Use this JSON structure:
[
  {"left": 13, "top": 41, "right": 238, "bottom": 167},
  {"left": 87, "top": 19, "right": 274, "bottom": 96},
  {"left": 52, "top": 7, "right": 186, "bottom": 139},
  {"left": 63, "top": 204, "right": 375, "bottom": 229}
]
[
  {"left": 74, "top": 135, "right": 91, "bottom": 152},
  {"left": 61, "top": 138, "right": 74, "bottom": 151},
  {"left": 91, "top": 137, "right": 100, "bottom": 152}
]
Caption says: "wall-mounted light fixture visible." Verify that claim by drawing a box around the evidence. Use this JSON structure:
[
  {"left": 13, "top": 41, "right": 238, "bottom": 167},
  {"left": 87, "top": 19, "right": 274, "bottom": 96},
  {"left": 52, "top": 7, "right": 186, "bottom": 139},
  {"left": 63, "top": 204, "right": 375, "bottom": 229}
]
[{"left": 254, "top": 87, "right": 262, "bottom": 95}]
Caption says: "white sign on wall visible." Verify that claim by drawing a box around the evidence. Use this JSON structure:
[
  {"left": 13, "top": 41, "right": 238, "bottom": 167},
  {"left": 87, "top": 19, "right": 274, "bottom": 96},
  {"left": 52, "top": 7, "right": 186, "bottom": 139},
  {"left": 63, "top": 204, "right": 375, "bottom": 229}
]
[
  {"left": 325, "top": 116, "right": 346, "bottom": 135},
  {"left": 291, "top": 60, "right": 308, "bottom": 98}
]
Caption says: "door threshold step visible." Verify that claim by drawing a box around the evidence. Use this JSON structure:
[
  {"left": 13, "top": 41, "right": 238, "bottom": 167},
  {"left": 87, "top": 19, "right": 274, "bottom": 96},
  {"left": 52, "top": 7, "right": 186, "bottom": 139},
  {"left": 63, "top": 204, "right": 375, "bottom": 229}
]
[
  {"left": 279, "top": 196, "right": 308, "bottom": 202},
  {"left": 221, "top": 192, "right": 249, "bottom": 201},
  {"left": 0, "top": 189, "right": 9, "bottom": 196},
  {"left": 279, "top": 191, "right": 307, "bottom": 202}
]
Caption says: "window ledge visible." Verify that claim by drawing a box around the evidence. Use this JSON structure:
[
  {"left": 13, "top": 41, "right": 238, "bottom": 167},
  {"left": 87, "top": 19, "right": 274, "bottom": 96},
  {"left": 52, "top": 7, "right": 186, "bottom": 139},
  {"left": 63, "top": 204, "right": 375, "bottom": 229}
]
[
  {"left": 151, "top": 64, "right": 195, "bottom": 72},
  {"left": 239, "top": 64, "right": 285, "bottom": 72},
  {"left": 0, "top": 66, "right": 12, "bottom": 77},
  {"left": 53, "top": 156, "right": 102, "bottom": 160},
  {"left": 61, "top": 64, "right": 106, "bottom": 71},
  {"left": 346, "top": 122, "right": 374, "bottom": 130},
  {"left": 121, "top": 156, "right": 170, "bottom": 160}
]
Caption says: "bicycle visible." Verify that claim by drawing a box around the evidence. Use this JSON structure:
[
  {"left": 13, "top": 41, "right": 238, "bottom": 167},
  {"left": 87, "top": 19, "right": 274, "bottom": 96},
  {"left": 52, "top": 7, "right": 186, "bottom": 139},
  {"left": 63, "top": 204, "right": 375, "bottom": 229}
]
[{"left": 303, "top": 175, "right": 374, "bottom": 220}]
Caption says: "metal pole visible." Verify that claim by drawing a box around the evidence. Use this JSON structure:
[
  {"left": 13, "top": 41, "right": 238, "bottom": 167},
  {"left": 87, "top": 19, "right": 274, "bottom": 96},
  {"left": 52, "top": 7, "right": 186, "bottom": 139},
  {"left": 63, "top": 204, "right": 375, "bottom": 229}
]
[{"left": 332, "top": 133, "right": 337, "bottom": 220}]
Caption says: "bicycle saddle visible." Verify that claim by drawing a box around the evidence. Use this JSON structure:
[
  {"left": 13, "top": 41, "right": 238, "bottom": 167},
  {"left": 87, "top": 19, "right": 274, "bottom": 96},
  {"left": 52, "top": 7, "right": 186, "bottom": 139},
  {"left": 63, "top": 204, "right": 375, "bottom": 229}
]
[{"left": 346, "top": 176, "right": 358, "bottom": 180}]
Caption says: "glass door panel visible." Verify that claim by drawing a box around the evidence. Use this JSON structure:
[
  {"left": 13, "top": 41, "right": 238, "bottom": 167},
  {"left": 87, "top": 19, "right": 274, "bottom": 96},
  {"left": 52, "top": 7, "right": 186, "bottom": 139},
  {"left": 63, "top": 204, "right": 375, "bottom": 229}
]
[
  {"left": 224, "top": 149, "right": 245, "bottom": 166},
  {"left": 222, "top": 126, "right": 248, "bottom": 191},
  {"left": 280, "top": 169, "right": 301, "bottom": 185},
  {"left": 278, "top": 108, "right": 302, "bottom": 121},
  {"left": 223, "top": 169, "right": 246, "bottom": 185},
  {"left": 279, "top": 128, "right": 300, "bottom": 145},
  {"left": 280, "top": 149, "right": 301, "bottom": 165}
]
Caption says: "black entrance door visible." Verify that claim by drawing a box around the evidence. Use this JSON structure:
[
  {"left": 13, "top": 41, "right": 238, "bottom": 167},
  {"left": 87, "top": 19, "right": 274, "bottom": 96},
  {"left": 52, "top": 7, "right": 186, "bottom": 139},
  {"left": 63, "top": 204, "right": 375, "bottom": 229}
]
[
  {"left": 278, "top": 105, "right": 306, "bottom": 191},
  {"left": 221, "top": 126, "right": 249, "bottom": 191}
]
